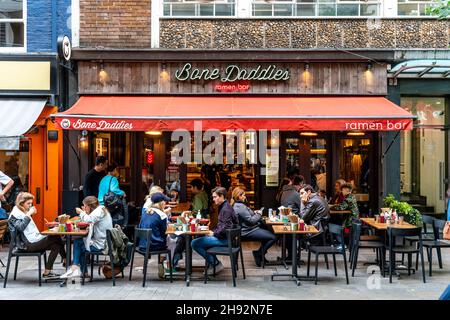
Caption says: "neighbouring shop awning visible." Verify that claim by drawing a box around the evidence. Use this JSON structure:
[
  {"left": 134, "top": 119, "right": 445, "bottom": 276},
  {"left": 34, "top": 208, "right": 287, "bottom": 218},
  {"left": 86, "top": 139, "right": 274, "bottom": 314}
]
[
  {"left": 0, "top": 98, "right": 48, "bottom": 150},
  {"left": 389, "top": 60, "right": 450, "bottom": 78},
  {"left": 53, "top": 96, "right": 414, "bottom": 132}
]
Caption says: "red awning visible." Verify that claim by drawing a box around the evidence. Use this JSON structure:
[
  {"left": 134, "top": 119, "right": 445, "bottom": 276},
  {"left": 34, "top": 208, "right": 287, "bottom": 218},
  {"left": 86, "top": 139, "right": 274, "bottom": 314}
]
[{"left": 53, "top": 96, "right": 414, "bottom": 131}]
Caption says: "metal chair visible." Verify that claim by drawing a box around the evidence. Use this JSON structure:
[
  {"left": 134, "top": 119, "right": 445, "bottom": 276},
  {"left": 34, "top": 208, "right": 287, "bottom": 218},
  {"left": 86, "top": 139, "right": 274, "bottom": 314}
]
[
  {"left": 423, "top": 219, "right": 450, "bottom": 276},
  {"left": 128, "top": 228, "right": 173, "bottom": 287},
  {"left": 387, "top": 226, "right": 426, "bottom": 283},
  {"left": 307, "top": 223, "right": 349, "bottom": 285},
  {"left": 205, "top": 227, "right": 246, "bottom": 287},
  {"left": 82, "top": 229, "right": 123, "bottom": 286},
  {"left": 3, "top": 229, "right": 47, "bottom": 287},
  {"left": 350, "top": 221, "right": 386, "bottom": 277}
]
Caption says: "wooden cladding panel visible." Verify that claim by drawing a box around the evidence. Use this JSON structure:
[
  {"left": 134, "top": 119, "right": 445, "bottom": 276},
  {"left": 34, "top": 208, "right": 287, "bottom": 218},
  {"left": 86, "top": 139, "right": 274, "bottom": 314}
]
[{"left": 78, "top": 62, "right": 387, "bottom": 95}]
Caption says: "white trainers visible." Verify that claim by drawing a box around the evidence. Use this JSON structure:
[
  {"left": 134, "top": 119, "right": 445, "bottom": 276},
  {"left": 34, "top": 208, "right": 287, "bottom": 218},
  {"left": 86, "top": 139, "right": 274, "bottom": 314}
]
[
  {"left": 60, "top": 268, "right": 74, "bottom": 279},
  {"left": 214, "top": 261, "right": 224, "bottom": 274},
  {"left": 71, "top": 268, "right": 82, "bottom": 278}
]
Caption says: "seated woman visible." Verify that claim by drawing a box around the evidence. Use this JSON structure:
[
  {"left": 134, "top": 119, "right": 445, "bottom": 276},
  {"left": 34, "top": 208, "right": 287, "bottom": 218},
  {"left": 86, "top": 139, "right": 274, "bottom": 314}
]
[
  {"left": 330, "top": 183, "right": 359, "bottom": 228},
  {"left": 9, "top": 192, "right": 66, "bottom": 278},
  {"left": 61, "top": 196, "right": 113, "bottom": 278},
  {"left": 139, "top": 192, "right": 172, "bottom": 278},
  {"left": 329, "top": 179, "right": 346, "bottom": 205},
  {"left": 231, "top": 187, "right": 276, "bottom": 267}
]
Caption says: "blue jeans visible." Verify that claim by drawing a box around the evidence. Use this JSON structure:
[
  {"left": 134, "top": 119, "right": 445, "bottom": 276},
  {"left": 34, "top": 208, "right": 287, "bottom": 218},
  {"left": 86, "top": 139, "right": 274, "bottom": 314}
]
[
  {"left": 191, "top": 236, "right": 227, "bottom": 266},
  {"left": 72, "top": 238, "right": 102, "bottom": 272}
]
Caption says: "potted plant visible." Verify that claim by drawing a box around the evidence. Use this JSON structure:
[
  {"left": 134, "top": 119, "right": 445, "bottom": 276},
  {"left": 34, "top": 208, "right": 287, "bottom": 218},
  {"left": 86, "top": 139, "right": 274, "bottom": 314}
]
[{"left": 383, "top": 194, "right": 423, "bottom": 226}]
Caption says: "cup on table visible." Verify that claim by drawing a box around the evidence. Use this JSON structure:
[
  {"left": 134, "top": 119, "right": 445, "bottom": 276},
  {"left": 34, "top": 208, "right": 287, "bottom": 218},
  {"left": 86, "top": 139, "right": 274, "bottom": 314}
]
[
  {"left": 374, "top": 215, "right": 380, "bottom": 223},
  {"left": 299, "top": 221, "right": 305, "bottom": 231},
  {"left": 65, "top": 223, "right": 72, "bottom": 232},
  {"left": 182, "top": 224, "right": 188, "bottom": 232},
  {"left": 290, "top": 223, "right": 298, "bottom": 231},
  {"left": 399, "top": 216, "right": 404, "bottom": 224},
  {"left": 380, "top": 215, "right": 385, "bottom": 223},
  {"left": 190, "top": 223, "right": 196, "bottom": 232}
]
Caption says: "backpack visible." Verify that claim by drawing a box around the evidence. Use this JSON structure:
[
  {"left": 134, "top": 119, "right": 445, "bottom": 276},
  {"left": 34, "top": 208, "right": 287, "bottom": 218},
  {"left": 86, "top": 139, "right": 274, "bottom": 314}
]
[{"left": 103, "top": 177, "right": 122, "bottom": 213}]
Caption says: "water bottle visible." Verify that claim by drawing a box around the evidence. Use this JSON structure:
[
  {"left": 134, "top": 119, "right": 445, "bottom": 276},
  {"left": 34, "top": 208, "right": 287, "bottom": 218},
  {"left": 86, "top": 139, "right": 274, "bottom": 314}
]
[
  {"left": 268, "top": 208, "right": 273, "bottom": 218},
  {"left": 196, "top": 210, "right": 202, "bottom": 220}
]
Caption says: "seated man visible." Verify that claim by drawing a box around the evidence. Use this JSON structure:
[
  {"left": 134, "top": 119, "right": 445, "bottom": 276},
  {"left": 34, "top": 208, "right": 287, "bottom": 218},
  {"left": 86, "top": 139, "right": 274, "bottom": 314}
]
[
  {"left": 299, "top": 185, "right": 330, "bottom": 243},
  {"left": 331, "top": 183, "right": 359, "bottom": 228},
  {"left": 191, "top": 187, "right": 238, "bottom": 274}
]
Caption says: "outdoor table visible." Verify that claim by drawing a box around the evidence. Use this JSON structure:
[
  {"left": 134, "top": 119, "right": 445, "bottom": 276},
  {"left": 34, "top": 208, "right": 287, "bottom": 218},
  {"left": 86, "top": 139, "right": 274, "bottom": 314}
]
[
  {"left": 329, "top": 210, "right": 352, "bottom": 215},
  {"left": 360, "top": 217, "right": 416, "bottom": 274},
  {"left": 41, "top": 228, "right": 89, "bottom": 286},
  {"left": 166, "top": 229, "right": 211, "bottom": 287},
  {"left": 271, "top": 224, "right": 320, "bottom": 286},
  {"left": 262, "top": 217, "right": 289, "bottom": 269}
]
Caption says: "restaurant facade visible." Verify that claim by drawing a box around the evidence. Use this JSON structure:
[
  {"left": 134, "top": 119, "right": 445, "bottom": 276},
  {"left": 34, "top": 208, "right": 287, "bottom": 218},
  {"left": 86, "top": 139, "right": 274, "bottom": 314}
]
[{"left": 54, "top": 49, "right": 416, "bottom": 215}]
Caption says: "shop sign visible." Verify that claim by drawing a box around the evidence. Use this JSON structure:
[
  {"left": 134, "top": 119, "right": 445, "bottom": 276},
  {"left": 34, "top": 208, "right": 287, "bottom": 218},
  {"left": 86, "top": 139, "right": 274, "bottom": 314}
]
[
  {"left": 146, "top": 151, "right": 154, "bottom": 165},
  {"left": 175, "top": 63, "right": 290, "bottom": 83},
  {"left": 60, "top": 118, "right": 134, "bottom": 130},
  {"left": 215, "top": 81, "right": 250, "bottom": 93}
]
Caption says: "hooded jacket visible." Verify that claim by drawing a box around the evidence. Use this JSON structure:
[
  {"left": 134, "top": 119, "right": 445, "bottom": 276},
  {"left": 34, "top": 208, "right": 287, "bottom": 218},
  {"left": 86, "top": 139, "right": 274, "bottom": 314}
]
[
  {"left": 233, "top": 201, "right": 261, "bottom": 237},
  {"left": 280, "top": 185, "right": 301, "bottom": 215}
]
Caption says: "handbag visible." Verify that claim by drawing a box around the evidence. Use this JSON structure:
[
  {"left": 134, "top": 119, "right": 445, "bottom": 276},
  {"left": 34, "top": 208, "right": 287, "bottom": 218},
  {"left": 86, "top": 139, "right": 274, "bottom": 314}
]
[
  {"left": 101, "top": 263, "right": 122, "bottom": 279},
  {"left": 103, "top": 177, "right": 122, "bottom": 213},
  {"left": 443, "top": 221, "right": 450, "bottom": 241}
]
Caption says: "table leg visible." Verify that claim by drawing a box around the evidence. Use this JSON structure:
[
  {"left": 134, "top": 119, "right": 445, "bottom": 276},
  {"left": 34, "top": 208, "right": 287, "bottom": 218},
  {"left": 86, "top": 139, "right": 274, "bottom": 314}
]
[
  {"left": 185, "top": 234, "right": 191, "bottom": 287},
  {"left": 271, "top": 233, "right": 302, "bottom": 285}
]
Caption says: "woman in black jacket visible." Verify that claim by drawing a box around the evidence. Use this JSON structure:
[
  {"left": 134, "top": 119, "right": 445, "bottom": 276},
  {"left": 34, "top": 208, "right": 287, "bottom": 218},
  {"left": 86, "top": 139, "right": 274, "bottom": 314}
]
[{"left": 231, "top": 187, "right": 276, "bottom": 267}]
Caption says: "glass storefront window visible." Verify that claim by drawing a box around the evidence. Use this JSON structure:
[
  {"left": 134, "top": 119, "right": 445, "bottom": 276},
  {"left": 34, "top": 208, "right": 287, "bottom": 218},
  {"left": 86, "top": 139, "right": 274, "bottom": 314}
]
[
  {"left": 0, "top": 141, "right": 29, "bottom": 209},
  {"left": 163, "top": 0, "right": 236, "bottom": 17},
  {"left": 400, "top": 97, "right": 447, "bottom": 214},
  {"left": 310, "top": 138, "right": 327, "bottom": 192},
  {"left": 339, "top": 138, "right": 371, "bottom": 194}
]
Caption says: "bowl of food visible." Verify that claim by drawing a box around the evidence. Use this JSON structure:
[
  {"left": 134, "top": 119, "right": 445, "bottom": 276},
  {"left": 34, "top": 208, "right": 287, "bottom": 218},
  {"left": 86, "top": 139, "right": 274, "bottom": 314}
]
[
  {"left": 77, "top": 222, "right": 89, "bottom": 230},
  {"left": 45, "top": 221, "right": 59, "bottom": 229},
  {"left": 198, "top": 219, "right": 209, "bottom": 225}
]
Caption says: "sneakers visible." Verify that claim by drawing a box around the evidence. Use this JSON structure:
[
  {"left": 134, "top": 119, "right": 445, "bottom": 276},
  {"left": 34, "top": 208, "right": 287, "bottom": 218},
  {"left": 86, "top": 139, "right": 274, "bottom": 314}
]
[
  {"left": 60, "top": 268, "right": 81, "bottom": 279},
  {"left": 42, "top": 271, "right": 60, "bottom": 279}
]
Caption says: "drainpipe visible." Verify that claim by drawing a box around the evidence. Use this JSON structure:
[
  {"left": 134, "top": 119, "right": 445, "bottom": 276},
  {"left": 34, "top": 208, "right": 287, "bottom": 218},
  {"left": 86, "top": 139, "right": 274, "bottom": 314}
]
[{"left": 51, "top": 0, "right": 57, "bottom": 52}]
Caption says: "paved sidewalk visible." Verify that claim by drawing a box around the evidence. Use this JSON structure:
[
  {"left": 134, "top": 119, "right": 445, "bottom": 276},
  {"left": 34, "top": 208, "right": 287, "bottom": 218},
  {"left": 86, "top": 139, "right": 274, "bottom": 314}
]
[{"left": 0, "top": 242, "right": 448, "bottom": 300}]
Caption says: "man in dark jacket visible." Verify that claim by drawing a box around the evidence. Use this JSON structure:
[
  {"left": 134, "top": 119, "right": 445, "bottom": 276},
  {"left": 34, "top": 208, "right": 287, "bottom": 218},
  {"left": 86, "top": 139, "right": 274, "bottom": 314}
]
[
  {"left": 83, "top": 156, "right": 108, "bottom": 198},
  {"left": 191, "top": 187, "right": 238, "bottom": 274},
  {"left": 300, "top": 184, "right": 330, "bottom": 234},
  {"left": 280, "top": 176, "right": 303, "bottom": 215}
]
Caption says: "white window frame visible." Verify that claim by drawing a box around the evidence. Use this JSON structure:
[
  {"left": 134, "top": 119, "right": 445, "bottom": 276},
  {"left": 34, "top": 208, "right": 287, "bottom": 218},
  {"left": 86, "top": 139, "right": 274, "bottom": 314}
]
[
  {"left": 396, "top": 0, "right": 437, "bottom": 17},
  {"left": 162, "top": 0, "right": 237, "bottom": 18},
  {"left": 0, "top": 0, "right": 26, "bottom": 53}
]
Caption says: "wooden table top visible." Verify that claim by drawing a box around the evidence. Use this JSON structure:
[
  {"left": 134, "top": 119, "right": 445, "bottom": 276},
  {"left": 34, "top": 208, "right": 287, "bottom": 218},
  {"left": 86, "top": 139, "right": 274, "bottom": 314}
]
[
  {"left": 263, "top": 218, "right": 286, "bottom": 225},
  {"left": 360, "top": 218, "right": 416, "bottom": 230},
  {"left": 272, "top": 225, "right": 320, "bottom": 235},
  {"left": 41, "top": 229, "right": 89, "bottom": 236},
  {"left": 329, "top": 210, "right": 352, "bottom": 215},
  {"left": 166, "top": 229, "right": 211, "bottom": 236}
]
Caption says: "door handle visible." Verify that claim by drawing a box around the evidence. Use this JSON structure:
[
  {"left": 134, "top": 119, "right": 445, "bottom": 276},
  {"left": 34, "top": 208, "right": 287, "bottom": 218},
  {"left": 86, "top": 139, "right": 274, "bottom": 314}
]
[{"left": 36, "top": 187, "right": 41, "bottom": 205}]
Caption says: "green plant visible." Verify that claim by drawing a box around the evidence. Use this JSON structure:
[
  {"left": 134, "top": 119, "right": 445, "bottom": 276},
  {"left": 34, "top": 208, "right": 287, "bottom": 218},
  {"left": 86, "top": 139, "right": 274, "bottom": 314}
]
[
  {"left": 426, "top": 0, "right": 449, "bottom": 19},
  {"left": 383, "top": 194, "right": 423, "bottom": 226}
]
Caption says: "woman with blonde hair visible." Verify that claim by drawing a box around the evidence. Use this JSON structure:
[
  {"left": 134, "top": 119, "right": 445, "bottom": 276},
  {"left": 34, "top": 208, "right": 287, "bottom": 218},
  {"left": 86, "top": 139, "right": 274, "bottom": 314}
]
[
  {"left": 231, "top": 187, "right": 276, "bottom": 267},
  {"left": 9, "top": 192, "right": 66, "bottom": 278},
  {"left": 60, "top": 196, "right": 113, "bottom": 279}
]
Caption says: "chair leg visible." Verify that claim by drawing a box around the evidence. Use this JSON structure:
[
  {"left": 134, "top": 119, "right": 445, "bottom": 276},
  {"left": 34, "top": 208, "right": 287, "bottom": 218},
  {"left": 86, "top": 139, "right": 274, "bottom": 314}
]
[
  {"left": 332, "top": 253, "right": 337, "bottom": 276},
  {"left": 239, "top": 249, "right": 246, "bottom": 279},
  {"left": 324, "top": 254, "right": 329, "bottom": 270},
  {"left": 230, "top": 255, "right": 237, "bottom": 287},
  {"left": 343, "top": 252, "right": 349, "bottom": 285},
  {"left": 44, "top": 252, "right": 47, "bottom": 266},
  {"left": 415, "top": 252, "right": 419, "bottom": 271},
  {"left": 389, "top": 250, "right": 393, "bottom": 284},
  {"left": 314, "top": 253, "right": 319, "bottom": 285},
  {"left": 407, "top": 254, "right": 411, "bottom": 276},
  {"left": 436, "top": 247, "right": 443, "bottom": 269},
  {"left": 380, "top": 248, "right": 385, "bottom": 277},
  {"left": 90, "top": 255, "right": 95, "bottom": 282},
  {"left": 428, "top": 248, "right": 433, "bottom": 277},
  {"left": 38, "top": 256, "right": 42, "bottom": 287},
  {"left": 142, "top": 253, "right": 149, "bottom": 288},
  {"left": 307, "top": 249, "right": 311, "bottom": 277},
  {"left": 352, "top": 247, "right": 359, "bottom": 277},
  {"left": 13, "top": 256, "right": 19, "bottom": 280},
  {"left": 204, "top": 259, "right": 208, "bottom": 284},
  {"left": 420, "top": 247, "right": 426, "bottom": 283},
  {"left": 3, "top": 253, "right": 11, "bottom": 288},
  {"left": 111, "top": 260, "right": 116, "bottom": 287},
  {"left": 129, "top": 249, "right": 135, "bottom": 281}
]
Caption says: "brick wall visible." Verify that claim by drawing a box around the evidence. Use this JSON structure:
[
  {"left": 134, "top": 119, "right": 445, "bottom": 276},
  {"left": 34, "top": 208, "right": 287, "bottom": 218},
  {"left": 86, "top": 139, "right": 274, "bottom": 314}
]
[
  {"left": 160, "top": 19, "right": 450, "bottom": 49},
  {"left": 80, "top": 0, "right": 151, "bottom": 48},
  {"left": 27, "top": 0, "right": 71, "bottom": 52}
]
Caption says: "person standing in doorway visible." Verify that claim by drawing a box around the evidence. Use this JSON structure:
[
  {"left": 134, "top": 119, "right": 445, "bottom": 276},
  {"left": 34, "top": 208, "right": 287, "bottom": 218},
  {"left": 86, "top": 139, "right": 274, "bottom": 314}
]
[{"left": 83, "top": 156, "right": 108, "bottom": 198}]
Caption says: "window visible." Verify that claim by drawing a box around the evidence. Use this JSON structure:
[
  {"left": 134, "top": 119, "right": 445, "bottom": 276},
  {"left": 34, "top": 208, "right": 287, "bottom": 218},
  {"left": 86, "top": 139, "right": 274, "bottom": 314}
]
[
  {"left": 252, "top": 0, "right": 380, "bottom": 16},
  {"left": 397, "top": 0, "right": 438, "bottom": 16},
  {"left": 0, "top": 0, "right": 25, "bottom": 50},
  {"left": 163, "top": 0, "right": 236, "bottom": 17}
]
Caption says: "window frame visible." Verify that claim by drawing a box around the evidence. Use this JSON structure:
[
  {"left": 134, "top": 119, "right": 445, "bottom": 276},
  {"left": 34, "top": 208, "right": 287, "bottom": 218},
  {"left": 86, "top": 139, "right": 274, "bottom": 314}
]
[
  {"left": 162, "top": 0, "right": 236, "bottom": 17},
  {"left": 0, "top": 0, "right": 26, "bottom": 53}
]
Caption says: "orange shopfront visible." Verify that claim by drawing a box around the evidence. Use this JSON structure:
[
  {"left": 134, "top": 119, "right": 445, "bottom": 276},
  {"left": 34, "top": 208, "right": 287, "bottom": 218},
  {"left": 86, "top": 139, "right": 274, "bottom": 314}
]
[{"left": 0, "top": 57, "right": 63, "bottom": 230}]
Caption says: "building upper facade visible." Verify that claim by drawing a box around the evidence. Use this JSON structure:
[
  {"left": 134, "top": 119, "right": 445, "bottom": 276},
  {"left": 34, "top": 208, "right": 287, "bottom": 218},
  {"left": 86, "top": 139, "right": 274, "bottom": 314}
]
[
  {"left": 0, "top": 0, "right": 72, "bottom": 53},
  {"left": 73, "top": 0, "right": 450, "bottom": 50}
]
